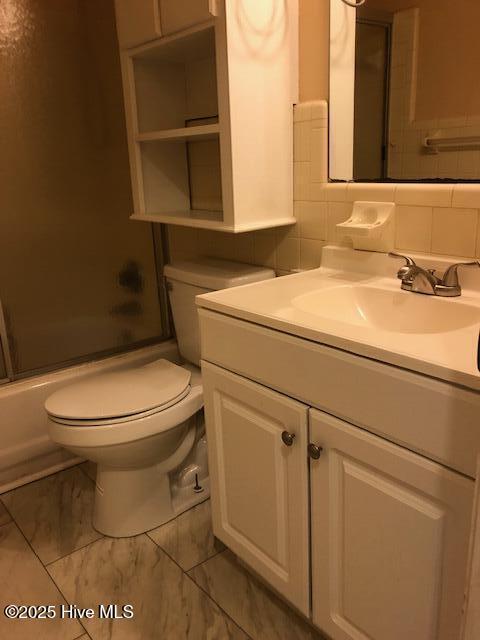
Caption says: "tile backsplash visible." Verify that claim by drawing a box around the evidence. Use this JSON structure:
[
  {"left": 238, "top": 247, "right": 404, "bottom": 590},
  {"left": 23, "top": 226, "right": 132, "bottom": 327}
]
[{"left": 168, "top": 100, "right": 480, "bottom": 273}]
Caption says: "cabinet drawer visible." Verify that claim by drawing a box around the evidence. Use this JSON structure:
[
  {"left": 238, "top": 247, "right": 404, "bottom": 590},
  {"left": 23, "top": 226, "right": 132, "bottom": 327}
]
[
  {"left": 199, "top": 308, "right": 480, "bottom": 477},
  {"left": 202, "top": 361, "right": 310, "bottom": 615}
]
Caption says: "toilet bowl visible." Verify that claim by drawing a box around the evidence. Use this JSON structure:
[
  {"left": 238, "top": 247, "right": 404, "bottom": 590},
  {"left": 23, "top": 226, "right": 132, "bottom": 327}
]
[
  {"left": 46, "top": 360, "right": 205, "bottom": 537},
  {"left": 45, "top": 258, "right": 275, "bottom": 537}
]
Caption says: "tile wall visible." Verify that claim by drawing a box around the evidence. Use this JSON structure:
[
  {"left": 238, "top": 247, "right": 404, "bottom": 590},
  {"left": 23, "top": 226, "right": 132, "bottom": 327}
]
[
  {"left": 388, "top": 9, "right": 480, "bottom": 181},
  {"left": 168, "top": 100, "right": 480, "bottom": 273}
]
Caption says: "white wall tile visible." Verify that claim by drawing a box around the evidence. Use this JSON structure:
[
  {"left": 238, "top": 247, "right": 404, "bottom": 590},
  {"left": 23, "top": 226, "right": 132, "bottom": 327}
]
[
  {"left": 293, "top": 102, "right": 312, "bottom": 123},
  {"left": 395, "top": 206, "right": 432, "bottom": 253},
  {"left": 431, "top": 208, "right": 478, "bottom": 257},
  {"left": 276, "top": 236, "right": 300, "bottom": 271},
  {"left": 253, "top": 231, "right": 277, "bottom": 269},
  {"left": 327, "top": 202, "right": 351, "bottom": 242},
  {"left": 298, "top": 201, "right": 327, "bottom": 240},
  {"left": 324, "top": 183, "right": 348, "bottom": 202},
  {"left": 311, "top": 101, "right": 328, "bottom": 120},
  {"left": 346, "top": 183, "right": 396, "bottom": 203},
  {"left": 293, "top": 121, "right": 311, "bottom": 162},
  {"left": 293, "top": 161, "right": 310, "bottom": 200},
  {"left": 310, "top": 128, "right": 328, "bottom": 183},
  {"left": 309, "top": 184, "right": 327, "bottom": 201},
  {"left": 299, "top": 239, "right": 325, "bottom": 270},
  {"left": 395, "top": 184, "right": 453, "bottom": 207},
  {"left": 452, "top": 185, "right": 480, "bottom": 209}
]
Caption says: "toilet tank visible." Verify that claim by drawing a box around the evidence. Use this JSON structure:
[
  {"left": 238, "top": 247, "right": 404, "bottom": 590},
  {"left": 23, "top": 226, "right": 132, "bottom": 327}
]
[{"left": 164, "top": 258, "right": 275, "bottom": 365}]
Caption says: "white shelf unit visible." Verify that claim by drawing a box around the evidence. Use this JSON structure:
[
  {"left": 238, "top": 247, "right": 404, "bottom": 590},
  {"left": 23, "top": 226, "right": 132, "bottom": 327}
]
[{"left": 119, "top": 2, "right": 298, "bottom": 232}]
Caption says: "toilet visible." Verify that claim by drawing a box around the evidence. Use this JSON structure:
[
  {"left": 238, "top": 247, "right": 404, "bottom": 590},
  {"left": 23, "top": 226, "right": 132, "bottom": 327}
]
[{"left": 45, "top": 258, "right": 274, "bottom": 537}]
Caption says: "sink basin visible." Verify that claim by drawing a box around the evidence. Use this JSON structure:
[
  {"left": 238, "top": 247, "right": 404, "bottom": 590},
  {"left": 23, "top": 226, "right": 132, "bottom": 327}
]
[{"left": 292, "top": 286, "right": 480, "bottom": 334}]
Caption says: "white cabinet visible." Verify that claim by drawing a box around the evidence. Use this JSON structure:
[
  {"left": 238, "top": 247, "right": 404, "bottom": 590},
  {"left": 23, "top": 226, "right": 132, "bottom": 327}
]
[
  {"left": 310, "top": 409, "right": 474, "bottom": 640},
  {"left": 202, "top": 357, "right": 475, "bottom": 639},
  {"left": 202, "top": 361, "right": 310, "bottom": 615},
  {"left": 114, "top": 0, "right": 210, "bottom": 49},
  {"left": 115, "top": 1, "right": 297, "bottom": 232}
]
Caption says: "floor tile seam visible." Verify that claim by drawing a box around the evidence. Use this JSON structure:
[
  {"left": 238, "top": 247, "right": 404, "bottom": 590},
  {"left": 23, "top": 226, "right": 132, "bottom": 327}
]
[
  {"left": 44, "top": 533, "right": 105, "bottom": 568},
  {"left": 0, "top": 487, "right": 104, "bottom": 568},
  {"left": 2, "top": 517, "right": 88, "bottom": 637},
  {"left": 185, "top": 546, "right": 226, "bottom": 573},
  {"left": 184, "top": 568, "right": 255, "bottom": 640},
  {"left": 144, "top": 529, "right": 224, "bottom": 573},
  {"left": 144, "top": 535, "right": 253, "bottom": 640}
]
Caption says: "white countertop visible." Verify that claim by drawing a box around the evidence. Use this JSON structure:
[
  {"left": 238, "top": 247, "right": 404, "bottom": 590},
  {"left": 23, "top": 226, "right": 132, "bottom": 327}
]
[{"left": 197, "top": 247, "right": 480, "bottom": 392}]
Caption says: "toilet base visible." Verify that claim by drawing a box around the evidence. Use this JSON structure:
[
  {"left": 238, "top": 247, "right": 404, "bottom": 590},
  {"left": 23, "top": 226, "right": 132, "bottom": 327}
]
[
  {"left": 93, "top": 464, "right": 176, "bottom": 537},
  {"left": 92, "top": 464, "right": 210, "bottom": 538}
]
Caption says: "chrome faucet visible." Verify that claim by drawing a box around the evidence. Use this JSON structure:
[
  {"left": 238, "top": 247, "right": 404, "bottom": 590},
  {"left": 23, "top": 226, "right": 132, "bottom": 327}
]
[{"left": 388, "top": 253, "right": 480, "bottom": 297}]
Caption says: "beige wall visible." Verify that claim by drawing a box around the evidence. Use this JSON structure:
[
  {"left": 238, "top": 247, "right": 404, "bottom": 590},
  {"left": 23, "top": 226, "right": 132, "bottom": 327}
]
[{"left": 298, "top": 0, "right": 329, "bottom": 101}]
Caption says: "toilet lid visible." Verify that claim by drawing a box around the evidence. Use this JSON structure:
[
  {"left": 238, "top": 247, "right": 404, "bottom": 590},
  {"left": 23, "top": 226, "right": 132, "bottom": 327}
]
[{"left": 45, "top": 359, "right": 191, "bottom": 421}]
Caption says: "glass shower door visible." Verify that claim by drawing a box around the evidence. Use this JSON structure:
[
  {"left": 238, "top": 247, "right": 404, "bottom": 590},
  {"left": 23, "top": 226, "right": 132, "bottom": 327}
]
[{"left": 0, "top": 0, "right": 170, "bottom": 379}]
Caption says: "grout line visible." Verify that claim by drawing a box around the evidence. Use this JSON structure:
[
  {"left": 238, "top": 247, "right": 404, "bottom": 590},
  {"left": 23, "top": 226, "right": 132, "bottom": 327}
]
[
  {"left": 0, "top": 510, "right": 88, "bottom": 638},
  {"left": 185, "top": 563, "right": 254, "bottom": 640},
  {"left": 185, "top": 546, "right": 226, "bottom": 573},
  {"left": 144, "top": 534, "right": 253, "bottom": 640},
  {"left": 45, "top": 534, "right": 104, "bottom": 568}
]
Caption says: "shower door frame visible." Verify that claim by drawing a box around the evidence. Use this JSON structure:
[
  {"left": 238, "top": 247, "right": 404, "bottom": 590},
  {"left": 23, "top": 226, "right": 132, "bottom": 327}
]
[{"left": 0, "top": 298, "right": 14, "bottom": 383}]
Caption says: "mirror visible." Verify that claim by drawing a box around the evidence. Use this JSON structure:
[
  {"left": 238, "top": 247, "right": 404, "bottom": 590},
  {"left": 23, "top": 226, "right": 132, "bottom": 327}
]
[{"left": 330, "top": 0, "right": 480, "bottom": 182}]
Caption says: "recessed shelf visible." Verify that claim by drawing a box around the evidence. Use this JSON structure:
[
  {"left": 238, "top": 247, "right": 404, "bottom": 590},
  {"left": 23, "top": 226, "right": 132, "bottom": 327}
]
[{"left": 136, "top": 124, "right": 220, "bottom": 143}]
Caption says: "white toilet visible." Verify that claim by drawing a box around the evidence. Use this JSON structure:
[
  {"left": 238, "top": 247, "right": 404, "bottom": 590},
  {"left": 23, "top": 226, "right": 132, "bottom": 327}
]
[{"left": 45, "top": 258, "right": 274, "bottom": 537}]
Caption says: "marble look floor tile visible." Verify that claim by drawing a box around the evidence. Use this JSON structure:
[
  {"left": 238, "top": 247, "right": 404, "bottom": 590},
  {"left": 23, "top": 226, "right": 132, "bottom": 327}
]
[
  {"left": 189, "top": 550, "right": 325, "bottom": 640},
  {"left": 0, "top": 522, "right": 83, "bottom": 640},
  {"left": 147, "top": 499, "right": 225, "bottom": 571},
  {"left": 0, "top": 499, "right": 12, "bottom": 526},
  {"left": 2, "top": 467, "right": 102, "bottom": 564},
  {"left": 48, "top": 534, "right": 249, "bottom": 640},
  {"left": 79, "top": 461, "right": 97, "bottom": 483}
]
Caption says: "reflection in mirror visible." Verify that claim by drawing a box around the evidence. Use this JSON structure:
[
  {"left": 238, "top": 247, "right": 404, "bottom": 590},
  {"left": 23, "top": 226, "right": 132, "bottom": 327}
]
[{"left": 349, "top": 0, "right": 480, "bottom": 181}]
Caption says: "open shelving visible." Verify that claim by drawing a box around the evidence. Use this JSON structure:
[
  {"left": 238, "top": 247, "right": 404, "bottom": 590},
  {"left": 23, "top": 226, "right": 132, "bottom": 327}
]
[{"left": 119, "top": 4, "right": 297, "bottom": 232}]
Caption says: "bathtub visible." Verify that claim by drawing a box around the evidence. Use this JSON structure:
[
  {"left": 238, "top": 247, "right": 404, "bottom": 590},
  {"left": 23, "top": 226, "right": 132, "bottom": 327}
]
[{"left": 0, "top": 340, "right": 179, "bottom": 493}]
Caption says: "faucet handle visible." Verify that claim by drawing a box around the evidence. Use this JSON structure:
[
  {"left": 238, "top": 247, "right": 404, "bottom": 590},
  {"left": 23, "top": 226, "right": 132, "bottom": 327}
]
[
  {"left": 442, "top": 261, "right": 480, "bottom": 287},
  {"left": 388, "top": 252, "right": 416, "bottom": 266}
]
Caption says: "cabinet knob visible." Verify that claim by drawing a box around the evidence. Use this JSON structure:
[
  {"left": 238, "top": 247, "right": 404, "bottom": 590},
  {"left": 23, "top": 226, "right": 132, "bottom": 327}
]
[
  {"left": 281, "top": 431, "right": 296, "bottom": 447},
  {"left": 308, "top": 443, "right": 323, "bottom": 460}
]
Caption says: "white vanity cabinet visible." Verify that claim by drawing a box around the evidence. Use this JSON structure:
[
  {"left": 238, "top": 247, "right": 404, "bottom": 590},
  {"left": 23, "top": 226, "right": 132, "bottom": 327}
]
[
  {"left": 201, "top": 353, "right": 475, "bottom": 639},
  {"left": 310, "top": 409, "right": 474, "bottom": 640},
  {"left": 202, "top": 361, "right": 310, "bottom": 615}
]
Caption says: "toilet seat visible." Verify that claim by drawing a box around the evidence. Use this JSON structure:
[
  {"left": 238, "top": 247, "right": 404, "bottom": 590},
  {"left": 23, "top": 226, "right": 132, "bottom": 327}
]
[
  {"left": 45, "top": 359, "right": 191, "bottom": 421},
  {"left": 46, "top": 361, "right": 203, "bottom": 448}
]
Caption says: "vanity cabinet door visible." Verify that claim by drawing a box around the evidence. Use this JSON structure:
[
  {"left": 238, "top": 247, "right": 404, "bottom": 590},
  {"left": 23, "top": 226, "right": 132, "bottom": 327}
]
[
  {"left": 202, "top": 361, "right": 310, "bottom": 615},
  {"left": 310, "top": 408, "right": 474, "bottom": 640}
]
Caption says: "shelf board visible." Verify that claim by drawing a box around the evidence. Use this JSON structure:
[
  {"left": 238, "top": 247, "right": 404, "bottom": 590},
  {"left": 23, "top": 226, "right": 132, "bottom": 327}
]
[
  {"left": 131, "top": 210, "right": 224, "bottom": 230},
  {"left": 130, "top": 212, "right": 297, "bottom": 233},
  {"left": 136, "top": 124, "right": 220, "bottom": 144}
]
